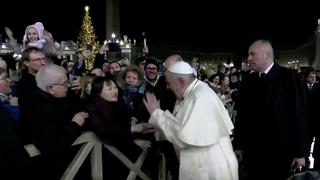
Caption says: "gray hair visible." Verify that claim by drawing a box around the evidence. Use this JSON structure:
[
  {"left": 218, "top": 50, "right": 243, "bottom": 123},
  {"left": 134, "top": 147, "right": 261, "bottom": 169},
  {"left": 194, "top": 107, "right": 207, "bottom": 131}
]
[{"left": 36, "top": 64, "right": 67, "bottom": 92}]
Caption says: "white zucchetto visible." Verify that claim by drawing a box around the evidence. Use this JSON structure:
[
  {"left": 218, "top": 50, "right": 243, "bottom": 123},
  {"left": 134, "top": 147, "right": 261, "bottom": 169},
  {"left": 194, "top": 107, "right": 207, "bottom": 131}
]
[{"left": 167, "top": 61, "right": 194, "bottom": 74}]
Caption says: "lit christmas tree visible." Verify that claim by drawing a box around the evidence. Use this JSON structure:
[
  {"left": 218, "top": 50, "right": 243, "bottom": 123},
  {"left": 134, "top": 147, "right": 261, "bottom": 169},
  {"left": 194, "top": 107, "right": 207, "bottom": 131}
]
[{"left": 77, "top": 5, "right": 99, "bottom": 70}]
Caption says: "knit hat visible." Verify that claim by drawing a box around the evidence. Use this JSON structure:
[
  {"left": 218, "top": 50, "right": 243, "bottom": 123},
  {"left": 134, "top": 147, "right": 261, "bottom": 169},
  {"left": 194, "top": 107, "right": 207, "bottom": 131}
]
[{"left": 23, "top": 22, "right": 44, "bottom": 43}]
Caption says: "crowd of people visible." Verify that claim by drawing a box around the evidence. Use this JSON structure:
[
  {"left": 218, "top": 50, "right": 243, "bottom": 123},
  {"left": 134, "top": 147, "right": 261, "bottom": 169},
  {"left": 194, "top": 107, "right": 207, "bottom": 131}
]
[{"left": 0, "top": 21, "right": 319, "bottom": 180}]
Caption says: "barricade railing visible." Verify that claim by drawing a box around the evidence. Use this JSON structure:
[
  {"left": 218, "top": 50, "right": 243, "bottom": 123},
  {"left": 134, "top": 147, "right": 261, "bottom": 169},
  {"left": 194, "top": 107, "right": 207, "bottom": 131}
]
[{"left": 24, "top": 131, "right": 153, "bottom": 180}]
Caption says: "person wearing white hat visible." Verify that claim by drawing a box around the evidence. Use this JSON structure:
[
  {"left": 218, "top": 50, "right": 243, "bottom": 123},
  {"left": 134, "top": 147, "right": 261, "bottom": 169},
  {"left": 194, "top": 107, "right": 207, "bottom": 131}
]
[
  {"left": 163, "top": 54, "right": 197, "bottom": 77},
  {"left": 143, "top": 54, "right": 238, "bottom": 180},
  {"left": 22, "top": 22, "right": 57, "bottom": 56},
  {"left": 23, "top": 22, "right": 45, "bottom": 49}
]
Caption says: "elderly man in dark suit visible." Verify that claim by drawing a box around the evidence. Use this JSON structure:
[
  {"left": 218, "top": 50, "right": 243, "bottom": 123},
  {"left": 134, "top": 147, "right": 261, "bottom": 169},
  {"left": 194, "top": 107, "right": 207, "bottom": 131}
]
[
  {"left": 32, "top": 64, "right": 88, "bottom": 179},
  {"left": 233, "top": 39, "right": 310, "bottom": 180}
]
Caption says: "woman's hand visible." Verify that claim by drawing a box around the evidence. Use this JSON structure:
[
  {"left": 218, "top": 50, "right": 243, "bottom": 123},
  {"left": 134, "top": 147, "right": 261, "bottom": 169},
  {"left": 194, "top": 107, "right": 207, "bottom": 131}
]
[
  {"left": 131, "top": 122, "right": 156, "bottom": 134},
  {"left": 134, "top": 139, "right": 151, "bottom": 150}
]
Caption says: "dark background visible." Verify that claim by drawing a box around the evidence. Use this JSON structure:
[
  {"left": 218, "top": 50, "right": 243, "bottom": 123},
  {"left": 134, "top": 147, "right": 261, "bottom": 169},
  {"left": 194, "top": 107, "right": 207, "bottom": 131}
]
[{"left": 0, "top": 0, "right": 319, "bottom": 53}]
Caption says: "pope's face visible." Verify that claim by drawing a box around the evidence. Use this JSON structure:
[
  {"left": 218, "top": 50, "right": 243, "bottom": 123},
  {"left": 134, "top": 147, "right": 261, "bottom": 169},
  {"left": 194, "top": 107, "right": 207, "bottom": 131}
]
[{"left": 164, "top": 71, "right": 183, "bottom": 100}]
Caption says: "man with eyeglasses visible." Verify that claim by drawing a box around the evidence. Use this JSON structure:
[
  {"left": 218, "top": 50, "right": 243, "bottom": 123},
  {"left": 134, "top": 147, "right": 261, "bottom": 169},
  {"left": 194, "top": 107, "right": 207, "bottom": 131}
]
[
  {"left": 143, "top": 58, "right": 176, "bottom": 111},
  {"left": 140, "top": 57, "right": 179, "bottom": 179},
  {"left": 32, "top": 64, "right": 88, "bottom": 179},
  {"left": 16, "top": 47, "right": 47, "bottom": 143}
]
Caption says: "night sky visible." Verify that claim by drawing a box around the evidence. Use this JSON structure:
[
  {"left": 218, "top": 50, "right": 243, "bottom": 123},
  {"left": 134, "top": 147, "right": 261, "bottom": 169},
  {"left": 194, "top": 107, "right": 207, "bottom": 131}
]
[{"left": 1, "top": 0, "right": 319, "bottom": 53}]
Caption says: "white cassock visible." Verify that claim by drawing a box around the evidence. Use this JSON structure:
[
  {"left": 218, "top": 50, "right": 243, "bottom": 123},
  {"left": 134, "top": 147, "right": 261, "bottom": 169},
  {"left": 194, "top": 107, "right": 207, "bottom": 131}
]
[{"left": 149, "top": 79, "right": 238, "bottom": 180}]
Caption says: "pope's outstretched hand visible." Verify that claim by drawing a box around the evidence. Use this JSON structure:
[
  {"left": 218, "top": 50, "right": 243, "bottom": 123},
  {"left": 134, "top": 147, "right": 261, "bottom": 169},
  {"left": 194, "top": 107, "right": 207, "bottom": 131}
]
[{"left": 143, "top": 92, "right": 160, "bottom": 115}]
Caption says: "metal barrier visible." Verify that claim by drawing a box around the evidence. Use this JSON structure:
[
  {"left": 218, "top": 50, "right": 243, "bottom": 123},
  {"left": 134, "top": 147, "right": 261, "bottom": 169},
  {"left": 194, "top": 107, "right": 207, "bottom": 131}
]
[{"left": 24, "top": 131, "right": 152, "bottom": 180}]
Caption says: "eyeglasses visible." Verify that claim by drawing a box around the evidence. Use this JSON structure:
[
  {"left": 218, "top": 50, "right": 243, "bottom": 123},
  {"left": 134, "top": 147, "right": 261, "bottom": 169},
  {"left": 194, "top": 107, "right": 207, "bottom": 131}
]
[
  {"left": 146, "top": 67, "right": 157, "bottom": 71},
  {"left": 50, "top": 81, "right": 71, "bottom": 87},
  {"left": 29, "top": 57, "right": 47, "bottom": 62}
]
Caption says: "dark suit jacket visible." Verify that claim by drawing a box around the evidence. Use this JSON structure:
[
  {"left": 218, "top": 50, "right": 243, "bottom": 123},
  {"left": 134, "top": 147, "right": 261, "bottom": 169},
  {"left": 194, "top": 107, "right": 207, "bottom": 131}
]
[
  {"left": 305, "top": 82, "right": 320, "bottom": 137},
  {"left": 0, "top": 108, "right": 32, "bottom": 179},
  {"left": 31, "top": 88, "right": 82, "bottom": 179},
  {"left": 16, "top": 71, "right": 37, "bottom": 143},
  {"left": 233, "top": 63, "right": 309, "bottom": 179}
]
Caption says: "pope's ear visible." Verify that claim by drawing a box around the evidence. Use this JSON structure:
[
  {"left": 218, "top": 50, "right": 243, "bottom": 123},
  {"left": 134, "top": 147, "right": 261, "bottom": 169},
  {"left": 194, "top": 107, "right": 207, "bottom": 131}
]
[{"left": 178, "top": 77, "right": 186, "bottom": 85}]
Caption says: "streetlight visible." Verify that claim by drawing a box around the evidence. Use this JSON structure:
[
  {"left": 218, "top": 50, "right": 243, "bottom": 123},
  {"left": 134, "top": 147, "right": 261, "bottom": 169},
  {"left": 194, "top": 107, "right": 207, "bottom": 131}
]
[
  {"left": 111, "top": 33, "right": 116, "bottom": 42},
  {"left": 85, "top": 6, "right": 89, "bottom": 12}
]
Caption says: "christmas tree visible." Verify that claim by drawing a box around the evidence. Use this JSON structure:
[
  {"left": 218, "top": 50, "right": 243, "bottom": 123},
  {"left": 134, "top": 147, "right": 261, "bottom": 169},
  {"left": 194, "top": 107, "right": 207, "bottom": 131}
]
[{"left": 77, "top": 6, "right": 99, "bottom": 70}]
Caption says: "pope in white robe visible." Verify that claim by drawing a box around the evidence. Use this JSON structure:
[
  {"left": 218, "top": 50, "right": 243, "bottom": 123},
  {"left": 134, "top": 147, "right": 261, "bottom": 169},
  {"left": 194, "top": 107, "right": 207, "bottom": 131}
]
[{"left": 144, "top": 59, "right": 238, "bottom": 180}]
